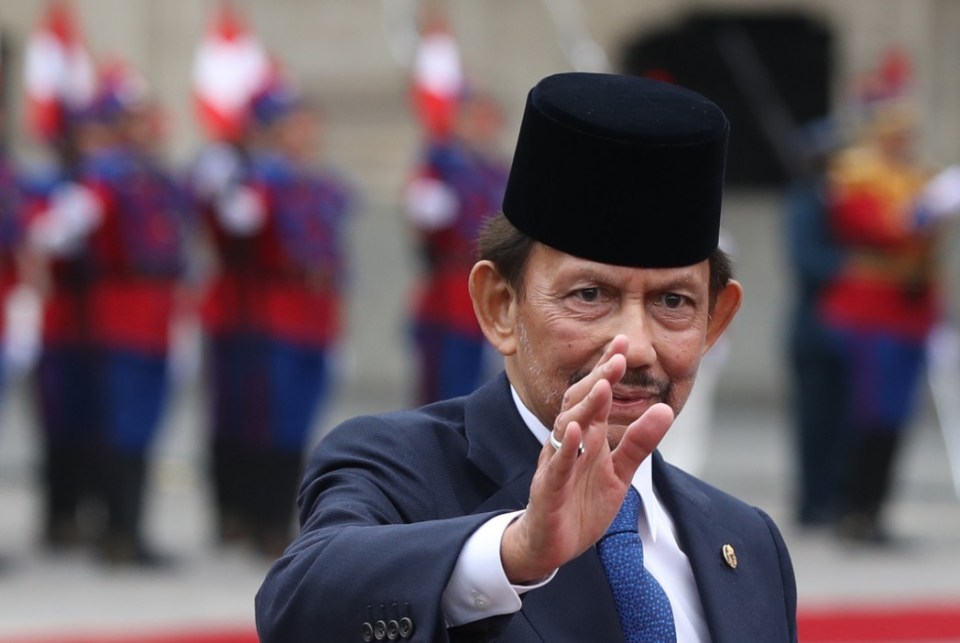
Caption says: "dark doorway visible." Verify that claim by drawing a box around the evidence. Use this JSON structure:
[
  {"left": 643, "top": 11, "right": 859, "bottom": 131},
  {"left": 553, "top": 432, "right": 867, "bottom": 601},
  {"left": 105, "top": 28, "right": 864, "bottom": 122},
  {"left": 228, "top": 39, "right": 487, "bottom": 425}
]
[{"left": 620, "top": 11, "right": 833, "bottom": 187}]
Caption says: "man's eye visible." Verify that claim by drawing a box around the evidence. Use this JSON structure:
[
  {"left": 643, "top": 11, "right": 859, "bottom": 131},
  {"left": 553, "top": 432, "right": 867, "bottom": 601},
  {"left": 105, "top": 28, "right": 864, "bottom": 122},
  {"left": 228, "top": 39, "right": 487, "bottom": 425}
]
[
  {"left": 575, "top": 287, "right": 601, "bottom": 302},
  {"left": 661, "top": 293, "right": 687, "bottom": 309}
]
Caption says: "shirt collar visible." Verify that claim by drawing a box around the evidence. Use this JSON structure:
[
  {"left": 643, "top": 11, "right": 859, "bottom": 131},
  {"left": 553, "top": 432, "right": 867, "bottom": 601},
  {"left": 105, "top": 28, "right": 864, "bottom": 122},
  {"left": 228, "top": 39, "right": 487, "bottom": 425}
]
[{"left": 509, "top": 385, "right": 666, "bottom": 542}]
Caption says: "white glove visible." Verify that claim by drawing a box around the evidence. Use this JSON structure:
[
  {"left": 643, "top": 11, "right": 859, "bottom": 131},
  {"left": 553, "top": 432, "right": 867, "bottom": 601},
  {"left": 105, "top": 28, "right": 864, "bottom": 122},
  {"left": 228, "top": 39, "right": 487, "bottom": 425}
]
[
  {"left": 927, "top": 323, "right": 960, "bottom": 373},
  {"left": 52, "top": 182, "right": 103, "bottom": 232},
  {"left": 919, "top": 165, "right": 960, "bottom": 221},
  {"left": 193, "top": 143, "right": 244, "bottom": 200},
  {"left": 28, "top": 183, "right": 103, "bottom": 255},
  {"left": 2, "top": 285, "right": 43, "bottom": 378},
  {"left": 215, "top": 185, "right": 267, "bottom": 235},
  {"left": 404, "top": 176, "right": 458, "bottom": 230}
]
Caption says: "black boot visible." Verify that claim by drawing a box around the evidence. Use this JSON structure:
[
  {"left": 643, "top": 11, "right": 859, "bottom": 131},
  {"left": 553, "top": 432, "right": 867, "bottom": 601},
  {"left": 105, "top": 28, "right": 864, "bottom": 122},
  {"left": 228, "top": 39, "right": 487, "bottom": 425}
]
[
  {"left": 837, "top": 431, "right": 901, "bottom": 545},
  {"left": 42, "top": 445, "right": 84, "bottom": 549},
  {"left": 252, "top": 450, "right": 304, "bottom": 558},
  {"left": 211, "top": 440, "right": 255, "bottom": 546},
  {"left": 99, "top": 452, "right": 172, "bottom": 567},
  {"left": 42, "top": 442, "right": 106, "bottom": 549}
]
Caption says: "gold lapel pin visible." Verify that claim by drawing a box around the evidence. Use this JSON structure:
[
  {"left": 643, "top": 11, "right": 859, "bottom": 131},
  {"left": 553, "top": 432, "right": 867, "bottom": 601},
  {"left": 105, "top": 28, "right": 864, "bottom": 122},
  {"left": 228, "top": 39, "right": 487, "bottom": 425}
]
[{"left": 722, "top": 544, "right": 738, "bottom": 569}]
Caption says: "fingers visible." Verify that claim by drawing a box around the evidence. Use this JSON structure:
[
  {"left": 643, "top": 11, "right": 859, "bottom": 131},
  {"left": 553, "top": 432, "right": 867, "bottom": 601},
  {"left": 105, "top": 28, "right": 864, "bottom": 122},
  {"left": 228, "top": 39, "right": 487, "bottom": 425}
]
[
  {"left": 543, "top": 379, "right": 612, "bottom": 482},
  {"left": 541, "top": 380, "right": 615, "bottom": 510},
  {"left": 553, "top": 335, "right": 629, "bottom": 445},
  {"left": 552, "top": 376, "right": 613, "bottom": 448},
  {"left": 544, "top": 420, "right": 584, "bottom": 485},
  {"left": 611, "top": 402, "right": 674, "bottom": 483},
  {"left": 559, "top": 335, "right": 629, "bottom": 415}
]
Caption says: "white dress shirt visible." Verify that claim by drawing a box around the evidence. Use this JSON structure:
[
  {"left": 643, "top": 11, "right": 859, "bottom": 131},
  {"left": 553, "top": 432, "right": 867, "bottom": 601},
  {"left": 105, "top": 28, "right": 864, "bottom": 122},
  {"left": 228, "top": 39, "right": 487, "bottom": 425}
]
[{"left": 441, "top": 386, "right": 710, "bottom": 641}]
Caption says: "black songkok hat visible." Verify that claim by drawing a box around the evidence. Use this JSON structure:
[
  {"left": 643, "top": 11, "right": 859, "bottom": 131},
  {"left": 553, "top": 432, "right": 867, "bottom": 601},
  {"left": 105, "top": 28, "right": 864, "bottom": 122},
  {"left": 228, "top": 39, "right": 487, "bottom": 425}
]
[{"left": 502, "top": 72, "right": 729, "bottom": 268}]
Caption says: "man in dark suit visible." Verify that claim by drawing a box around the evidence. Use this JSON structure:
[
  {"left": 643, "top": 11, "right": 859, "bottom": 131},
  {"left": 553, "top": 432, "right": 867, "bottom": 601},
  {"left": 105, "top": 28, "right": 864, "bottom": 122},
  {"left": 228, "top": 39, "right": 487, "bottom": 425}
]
[{"left": 256, "top": 72, "right": 797, "bottom": 642}]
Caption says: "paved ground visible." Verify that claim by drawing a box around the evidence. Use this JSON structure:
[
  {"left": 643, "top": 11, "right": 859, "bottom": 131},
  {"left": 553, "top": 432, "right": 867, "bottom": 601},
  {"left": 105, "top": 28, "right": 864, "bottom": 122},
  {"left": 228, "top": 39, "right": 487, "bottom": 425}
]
[{"left": 0, "top": 372, "right": 958, "bottom": 640}]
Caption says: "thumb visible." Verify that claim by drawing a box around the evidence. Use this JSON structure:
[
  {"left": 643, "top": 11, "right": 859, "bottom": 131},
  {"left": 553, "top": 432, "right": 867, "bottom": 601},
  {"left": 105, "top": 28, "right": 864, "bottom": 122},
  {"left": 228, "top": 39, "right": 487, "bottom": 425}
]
[{"left": 611, "top": 403, "right": 674, "bottom": 483}]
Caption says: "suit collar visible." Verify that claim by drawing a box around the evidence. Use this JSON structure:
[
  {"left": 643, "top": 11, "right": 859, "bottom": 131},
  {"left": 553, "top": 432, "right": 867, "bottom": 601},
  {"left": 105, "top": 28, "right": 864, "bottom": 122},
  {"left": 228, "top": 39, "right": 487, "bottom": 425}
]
[
  {"left": 652, "top": 451, "right": 715, "bottom": 518},
  {"left": 464, "top": 373, "right": 543, "bottom": 492},
  {"left": 653, "top": 454, "right": 758, "bottom": 642}
]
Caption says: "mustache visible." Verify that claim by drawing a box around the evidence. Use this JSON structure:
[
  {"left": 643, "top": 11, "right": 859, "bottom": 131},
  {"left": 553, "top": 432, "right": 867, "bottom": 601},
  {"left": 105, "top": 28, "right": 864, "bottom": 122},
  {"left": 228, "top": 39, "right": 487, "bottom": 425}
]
[{"left": 569, "top": 368, "right": 671, "bottom": 398}]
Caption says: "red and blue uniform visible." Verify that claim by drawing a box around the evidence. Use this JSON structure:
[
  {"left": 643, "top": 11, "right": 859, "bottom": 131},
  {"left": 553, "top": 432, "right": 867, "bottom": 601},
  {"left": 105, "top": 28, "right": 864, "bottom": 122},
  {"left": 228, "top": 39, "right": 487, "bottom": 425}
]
[
  {"left": 821, "top": 147, "right": 938, "bottom": 428},
  {"left": 71, "top": 143, "right": 189, "bottom": 559},
  {"left": 80, "top": 145, "right": 188, "bottom": 449},
  {"left": 408, "top": 139, "right": 507, "bottom": 404},
  {"left": 23, "top": 163, "right": 103, "bottom": 548},
  {"left": 196, "top": 144, "right": 354, "bottom": 552},
  {"left": 190, "top": 141, "right": 268, "bottom": 545},
  {"left": 820, "top": 143, "right": 940, "bottom": 537},
  {"left": 247, "top": 151, "right": 350, "bottom": 357},
  {"left": 248, "top": 152, "right": 353, "bottom": 541},
  {"left": 250, "top": 154, "right": 351, "bottom": 455}
]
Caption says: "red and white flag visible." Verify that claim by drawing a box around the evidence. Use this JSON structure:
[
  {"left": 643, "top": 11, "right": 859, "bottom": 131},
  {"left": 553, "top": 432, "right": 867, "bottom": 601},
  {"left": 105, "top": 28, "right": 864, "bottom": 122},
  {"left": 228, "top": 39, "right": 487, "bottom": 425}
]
[
  {"left": 22, "top": 0, "right": 97, "bottom": 142},
  {"left": 192, "top": 1, "right": 270, "bottom": 142},
  {"left": 410, "top": 19, "right": 465, "bottom": 139}
]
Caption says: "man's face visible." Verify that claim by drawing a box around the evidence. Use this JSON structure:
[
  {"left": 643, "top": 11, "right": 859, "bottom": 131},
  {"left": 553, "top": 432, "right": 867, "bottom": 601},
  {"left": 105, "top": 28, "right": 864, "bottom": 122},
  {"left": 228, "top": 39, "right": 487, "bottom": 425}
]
[
  {"left": 457, "top": 96, "right": 504, "bottom": 148},
  {"left": 504, "top": 243, "right": 723, "bottom": 445},
  {"left": 273, "top": 107, "right": 321, "bottom": 160}
]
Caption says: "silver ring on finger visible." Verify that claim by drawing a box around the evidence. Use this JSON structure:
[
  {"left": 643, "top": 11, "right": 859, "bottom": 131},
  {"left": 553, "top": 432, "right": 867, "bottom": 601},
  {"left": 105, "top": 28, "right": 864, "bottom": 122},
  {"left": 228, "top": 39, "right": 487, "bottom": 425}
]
[{"left": 549, "top": 429, "right": 585, "bottom": 456}]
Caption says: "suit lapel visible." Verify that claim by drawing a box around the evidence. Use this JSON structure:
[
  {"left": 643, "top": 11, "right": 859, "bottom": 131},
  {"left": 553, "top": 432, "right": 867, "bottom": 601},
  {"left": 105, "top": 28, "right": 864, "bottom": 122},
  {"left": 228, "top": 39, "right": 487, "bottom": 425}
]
[{"left": 653, "top": 453, "right": 760, "bottom": 643}]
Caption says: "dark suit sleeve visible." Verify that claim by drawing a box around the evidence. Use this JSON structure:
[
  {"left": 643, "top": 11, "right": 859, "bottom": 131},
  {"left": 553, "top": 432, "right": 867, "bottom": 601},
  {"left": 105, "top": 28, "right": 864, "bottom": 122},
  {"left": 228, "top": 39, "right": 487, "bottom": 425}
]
[
  {"left": 758, "top": 508, "right": 799, "bottom": 643},
  {"left": 255, "top": 413, "right": 509, "bottom": 642}
]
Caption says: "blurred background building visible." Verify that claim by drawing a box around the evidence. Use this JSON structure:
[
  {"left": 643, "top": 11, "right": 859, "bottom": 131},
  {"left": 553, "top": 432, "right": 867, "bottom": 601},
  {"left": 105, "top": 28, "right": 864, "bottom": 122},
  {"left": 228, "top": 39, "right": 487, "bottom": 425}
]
[{"left": 0, "top": 0, "right": 958, "bottom": 403}]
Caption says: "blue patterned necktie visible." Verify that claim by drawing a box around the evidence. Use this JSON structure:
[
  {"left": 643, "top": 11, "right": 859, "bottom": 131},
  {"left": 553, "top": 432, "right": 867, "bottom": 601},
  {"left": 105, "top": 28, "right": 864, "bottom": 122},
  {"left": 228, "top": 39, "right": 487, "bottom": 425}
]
[{"left": 597, "top": 486, "right": 677, "bottom": 643}]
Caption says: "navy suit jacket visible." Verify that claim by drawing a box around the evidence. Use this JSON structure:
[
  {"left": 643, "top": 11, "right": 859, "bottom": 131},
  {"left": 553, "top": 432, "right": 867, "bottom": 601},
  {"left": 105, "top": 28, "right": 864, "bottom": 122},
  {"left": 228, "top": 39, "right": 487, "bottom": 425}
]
[{"left": 256, "top": 373, "right": 797, "bottom": 642}]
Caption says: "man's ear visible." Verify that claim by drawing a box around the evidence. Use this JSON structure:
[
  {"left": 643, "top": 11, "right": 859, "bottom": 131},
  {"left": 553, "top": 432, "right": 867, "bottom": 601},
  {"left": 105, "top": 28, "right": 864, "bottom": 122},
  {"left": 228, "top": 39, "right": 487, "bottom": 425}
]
[
  {"left": 469, "top": 260, "right": 518, "bottom": 356},
  {"left": 704, "top": 279, "right": 743, "bottom": 352}
]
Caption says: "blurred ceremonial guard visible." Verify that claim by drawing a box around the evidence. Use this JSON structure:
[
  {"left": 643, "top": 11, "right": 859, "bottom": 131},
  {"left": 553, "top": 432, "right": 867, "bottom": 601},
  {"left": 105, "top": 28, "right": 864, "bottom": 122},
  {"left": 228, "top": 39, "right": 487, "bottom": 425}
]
[
  {"left": 198, "top": 69, "right": 356, "bottom": 556},
  {"left": 187, "top": 2, "right": 272, "bottom": 549},
  {"left": 86, "top": 65, "right": 190, "bottom": 564},
  {"left": 404, "top": 22, "right": 509, "bottom": 403},
  {"left": 821, "top": 49, "right": 960, "bottom": 543},
  {"left": 0, "top": 40, "right": 29, "bottom": 394},
  {"left": 0, "top": 152, "right": 25, "bottom": 379},
  {"left": 30, "top": 60, "right": 191, "bottom": 564},
  {"left": 21, "top": 1, "right": 104, "bottom": 550},
  {"left": 783, "top": 119, "right": 849, "bottom": 528}
]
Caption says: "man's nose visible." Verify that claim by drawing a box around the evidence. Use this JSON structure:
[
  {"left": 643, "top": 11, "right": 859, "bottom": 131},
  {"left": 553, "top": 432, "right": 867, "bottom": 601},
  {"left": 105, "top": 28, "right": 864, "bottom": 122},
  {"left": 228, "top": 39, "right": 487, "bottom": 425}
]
[{"left": 618, "top": 306, "right": 656, "bottom": 368}]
